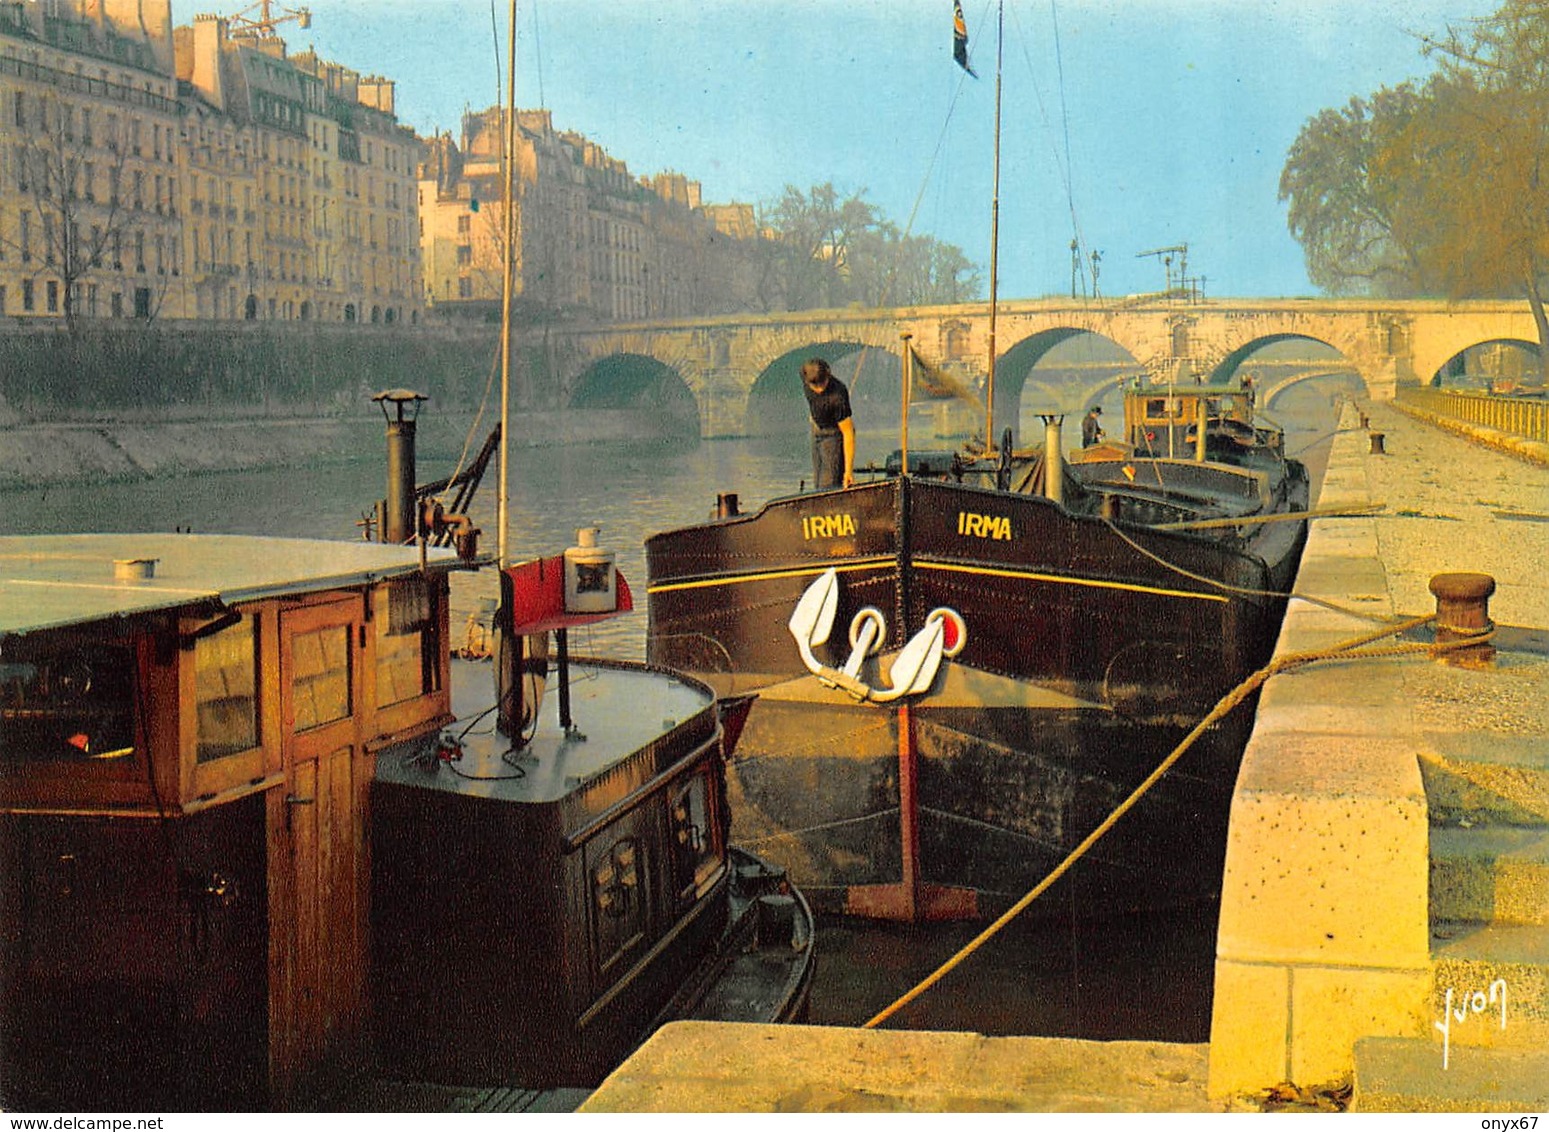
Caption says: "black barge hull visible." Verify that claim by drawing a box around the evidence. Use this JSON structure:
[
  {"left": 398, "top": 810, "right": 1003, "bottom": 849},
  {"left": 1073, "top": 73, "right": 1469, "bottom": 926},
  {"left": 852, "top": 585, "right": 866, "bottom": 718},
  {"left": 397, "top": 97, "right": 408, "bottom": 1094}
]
[
  {"left": 370, "top": 657, "right": 814, "bottom": 1089},
  {"left": 646, "top": 475, "right": 1307, "bottom": 917}
]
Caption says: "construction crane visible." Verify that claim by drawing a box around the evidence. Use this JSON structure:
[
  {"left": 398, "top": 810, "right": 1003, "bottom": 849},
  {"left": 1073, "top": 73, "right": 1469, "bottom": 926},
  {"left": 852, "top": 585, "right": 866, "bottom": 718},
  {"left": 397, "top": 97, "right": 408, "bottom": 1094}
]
[
  {"left": 228, "top": 0, "right": 312, "bottom": 41},
  {"left": 1137, "top": 244, "right": 1187, "bottom": 291},
  {"left": 1136, "top": 244, "right": 1204, "bottom": 301}
]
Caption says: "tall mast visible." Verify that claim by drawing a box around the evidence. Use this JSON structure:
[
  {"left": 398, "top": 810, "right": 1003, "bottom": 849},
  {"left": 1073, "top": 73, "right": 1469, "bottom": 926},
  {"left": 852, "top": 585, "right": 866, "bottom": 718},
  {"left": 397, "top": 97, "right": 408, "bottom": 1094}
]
[
  {"left": 497, "top": 0, "right": 518, "bottom": 567},
  {"left": 985, "top": 0, "right": 1003, "bottom": 451}
]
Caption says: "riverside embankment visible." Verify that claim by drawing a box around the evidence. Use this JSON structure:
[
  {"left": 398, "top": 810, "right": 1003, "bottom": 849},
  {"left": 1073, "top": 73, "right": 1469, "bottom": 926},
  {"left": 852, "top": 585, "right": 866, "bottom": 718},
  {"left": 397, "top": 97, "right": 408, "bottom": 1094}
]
[
  {"left": 0, "top": 321, "right": 691, "bottom": 490},
  {"left": 0, "top": 406, "right": 673, "bottom": 491},
  {"left": 581, "top": 400, "right": 1549, "bottom": 1113}
]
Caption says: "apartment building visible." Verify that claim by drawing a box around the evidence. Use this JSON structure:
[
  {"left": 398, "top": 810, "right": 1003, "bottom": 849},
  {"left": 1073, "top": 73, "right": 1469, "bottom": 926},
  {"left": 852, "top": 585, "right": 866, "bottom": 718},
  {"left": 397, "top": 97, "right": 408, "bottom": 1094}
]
[
  {"left": 420, "top": 106, "right": 764, "bottom": 323},
  {"left": 175, "top": 12, "right": 421, "bottom": 324},
  {"left": 0, "top": 0, "right": 183, "bottom": 321},
  {"left": 0, "top": 0, "right": 420, "bottom": 324}
]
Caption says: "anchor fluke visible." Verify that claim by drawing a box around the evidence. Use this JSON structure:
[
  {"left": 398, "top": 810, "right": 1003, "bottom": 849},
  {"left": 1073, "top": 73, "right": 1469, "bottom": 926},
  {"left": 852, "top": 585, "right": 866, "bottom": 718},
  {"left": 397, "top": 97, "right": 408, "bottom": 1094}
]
[{"left": 786, "top": 571, "right": 966, "bottom": 703}]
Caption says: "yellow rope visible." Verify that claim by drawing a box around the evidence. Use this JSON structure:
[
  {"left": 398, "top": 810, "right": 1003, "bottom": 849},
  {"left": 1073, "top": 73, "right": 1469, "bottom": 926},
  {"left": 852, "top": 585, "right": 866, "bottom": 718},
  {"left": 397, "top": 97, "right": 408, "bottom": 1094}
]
[
  {"left": 862, "top": 611, "right": 1478, "bottom": 1030},
  {"left": 1101, "top": 513, "right": 1409, "bottom": 625}
]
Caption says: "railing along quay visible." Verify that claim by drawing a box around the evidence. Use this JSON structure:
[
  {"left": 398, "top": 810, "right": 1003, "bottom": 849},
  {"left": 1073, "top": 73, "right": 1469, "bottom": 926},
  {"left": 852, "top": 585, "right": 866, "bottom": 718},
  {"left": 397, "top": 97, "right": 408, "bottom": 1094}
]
[{"left": 1397, "top": 385, "right": 1549, "bottom": 443}]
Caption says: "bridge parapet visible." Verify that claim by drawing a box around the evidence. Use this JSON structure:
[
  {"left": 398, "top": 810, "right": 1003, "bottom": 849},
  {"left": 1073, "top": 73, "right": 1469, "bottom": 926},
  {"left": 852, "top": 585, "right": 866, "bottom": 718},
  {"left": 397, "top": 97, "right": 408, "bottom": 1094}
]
[{"left": 547, "top": 299, "right": 1539, "bottom": 439}]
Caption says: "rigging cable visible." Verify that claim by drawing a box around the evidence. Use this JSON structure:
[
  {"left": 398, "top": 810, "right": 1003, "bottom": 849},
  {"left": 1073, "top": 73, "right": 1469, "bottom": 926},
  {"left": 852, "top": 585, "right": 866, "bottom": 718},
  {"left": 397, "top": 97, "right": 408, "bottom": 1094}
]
[
  {"left": 1006, "top": 0, "right": 1090, "bottom": 296},
  {"left": 529, "top": 0, "right": 545, "bottom": 111},
  {"left": 1050, "top": 0, "right": 1087, "bottom": 296},
  {"left": 839, "top": 62, "right": 974, "bottom": 398},
  {"left": 425, "top": 0, "right": 509, "bottom": 503}
]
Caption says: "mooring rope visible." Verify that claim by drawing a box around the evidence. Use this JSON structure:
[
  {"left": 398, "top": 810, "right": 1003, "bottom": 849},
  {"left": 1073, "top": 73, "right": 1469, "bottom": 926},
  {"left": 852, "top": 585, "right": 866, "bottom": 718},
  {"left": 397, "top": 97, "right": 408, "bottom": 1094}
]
[
  {"left": 862, "top": 612, "right": 1490, "bottom": 1029},
  {"left": 1100, "top": 513, "right": 1409, "bottom": 626},
  {"left": 734, "top": 807, "right": 901, "bottom": 849}
]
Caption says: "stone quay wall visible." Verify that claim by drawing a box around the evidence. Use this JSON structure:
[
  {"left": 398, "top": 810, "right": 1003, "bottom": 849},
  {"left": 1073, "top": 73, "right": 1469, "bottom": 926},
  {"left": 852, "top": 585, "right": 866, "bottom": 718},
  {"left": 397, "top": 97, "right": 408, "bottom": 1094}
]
[{"left": 0, "top": 323, "right": 654, "bottom": 490}]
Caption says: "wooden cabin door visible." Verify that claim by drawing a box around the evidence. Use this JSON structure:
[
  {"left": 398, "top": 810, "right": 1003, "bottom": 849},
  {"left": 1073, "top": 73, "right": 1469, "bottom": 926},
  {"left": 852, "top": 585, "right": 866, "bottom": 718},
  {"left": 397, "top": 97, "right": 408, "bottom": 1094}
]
[{"left": 270, "top": 597, "right": 368, "bottom": 1097}]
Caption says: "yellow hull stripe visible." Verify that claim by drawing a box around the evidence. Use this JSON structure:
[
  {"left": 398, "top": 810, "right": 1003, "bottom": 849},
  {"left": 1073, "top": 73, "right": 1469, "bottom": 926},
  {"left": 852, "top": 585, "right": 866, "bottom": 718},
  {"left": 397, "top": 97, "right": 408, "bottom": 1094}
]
[
  {"left": 646, "top": 557, "right": 893, "bottom": 595},
  {"left": 649, "top": 555, "right": 1227, "bottom": 604},
  {"left": 917, "top": 560, "right": 1229, "bottom": 603}
]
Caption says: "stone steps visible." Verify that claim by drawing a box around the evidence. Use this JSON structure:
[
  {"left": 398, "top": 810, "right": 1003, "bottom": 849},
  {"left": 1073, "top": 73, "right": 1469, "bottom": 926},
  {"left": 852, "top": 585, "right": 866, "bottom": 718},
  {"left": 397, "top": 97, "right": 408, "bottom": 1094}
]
[
  {"left": 1429, "top": 825, "right": 1549, "bottom": 926},
  {"left": 1419, "top": 736, "right": 1549, "bottom": 826},
  {"left": 1355, "top": 713, "right": 1549, "bottom": 1110},
  {"left": 1351, "top": 1036, "right": 1549, "bottom": 1112},
  {"left": 1429, "top": 921, "right": 1549, "bottom": 1047}
]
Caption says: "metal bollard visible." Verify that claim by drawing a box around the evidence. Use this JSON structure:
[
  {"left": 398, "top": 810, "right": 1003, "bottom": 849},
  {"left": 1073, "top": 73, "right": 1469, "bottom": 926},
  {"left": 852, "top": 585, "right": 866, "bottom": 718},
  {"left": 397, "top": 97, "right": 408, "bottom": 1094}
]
[
  {"left": 1428, "top": 572, "right": 1496, "bottom": 667},
  {"left": 1369, "top": 432, "right": 1386, "bottom": 454},
  {"left": 716, "top": 492, "right": 740, "bottom": 519},
  {"left": 1359, "top": 411, "right": 1370, "bottom": 429}
]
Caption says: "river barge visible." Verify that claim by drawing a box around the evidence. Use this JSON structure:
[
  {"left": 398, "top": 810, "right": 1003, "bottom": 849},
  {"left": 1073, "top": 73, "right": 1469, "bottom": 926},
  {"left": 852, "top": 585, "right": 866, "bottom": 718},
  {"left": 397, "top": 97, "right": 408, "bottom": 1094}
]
[
  {"left": 0, "top": 532, "right": 812, "bottom": 1110},
  {"left": 645, "top": 381, "right": 1308, "bottom": 921}
]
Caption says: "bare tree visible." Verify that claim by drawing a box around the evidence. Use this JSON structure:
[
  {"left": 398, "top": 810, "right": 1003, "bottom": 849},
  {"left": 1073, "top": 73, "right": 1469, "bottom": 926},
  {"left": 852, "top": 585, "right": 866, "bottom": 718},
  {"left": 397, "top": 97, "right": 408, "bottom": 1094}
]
[{"left": 3, "top": 89, "right": 141, "bottom": 328}]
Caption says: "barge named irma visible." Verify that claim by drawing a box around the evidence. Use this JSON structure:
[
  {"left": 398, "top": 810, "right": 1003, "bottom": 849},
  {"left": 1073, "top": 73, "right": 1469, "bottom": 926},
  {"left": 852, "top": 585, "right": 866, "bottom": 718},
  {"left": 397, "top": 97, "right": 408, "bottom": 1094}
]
[{"left": 645, "top": 380, "right": 1308, "bottom": 921}]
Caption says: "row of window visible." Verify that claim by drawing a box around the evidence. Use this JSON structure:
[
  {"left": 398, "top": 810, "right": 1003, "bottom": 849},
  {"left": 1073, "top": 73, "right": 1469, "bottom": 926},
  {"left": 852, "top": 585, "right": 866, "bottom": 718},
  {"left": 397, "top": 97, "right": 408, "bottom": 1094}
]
[
  {"left": 10, "top": 88, "right": 175, "bottom": 164},
  {"left": 1, "top": 208, "right": 174, "bottom": 272},
  {"left": 192, "top": 285, "right": 413, "bottom": 325},
  {"left": 0, "top": 280, "right": 154, "bottom": 317},
  {"left": 0, "top": 50, "right": 176, "bottom": 118}
]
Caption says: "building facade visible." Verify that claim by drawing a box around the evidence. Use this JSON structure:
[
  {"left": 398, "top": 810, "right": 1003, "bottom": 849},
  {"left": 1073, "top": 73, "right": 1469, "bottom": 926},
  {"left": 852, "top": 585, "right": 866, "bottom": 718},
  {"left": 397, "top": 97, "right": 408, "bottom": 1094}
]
[
  {"left": 419, "top": 106, "right": 764, "bottom": 323},
  {"left": 0, "top": 0, "right": 183, "bottom": 322},
  {"left": 174, "top": 12, "right": 420, "bottom": 324},
  {"left": 0, "top": 0, "right": 420, "bottom": 324}
]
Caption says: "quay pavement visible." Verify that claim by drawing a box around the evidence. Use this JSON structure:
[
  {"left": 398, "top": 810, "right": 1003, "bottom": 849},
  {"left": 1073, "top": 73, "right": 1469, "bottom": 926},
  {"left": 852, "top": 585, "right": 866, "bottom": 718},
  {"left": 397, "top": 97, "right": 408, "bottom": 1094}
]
[{"left": 583, "top": 399, "right": 1549, "bottom": 1113}]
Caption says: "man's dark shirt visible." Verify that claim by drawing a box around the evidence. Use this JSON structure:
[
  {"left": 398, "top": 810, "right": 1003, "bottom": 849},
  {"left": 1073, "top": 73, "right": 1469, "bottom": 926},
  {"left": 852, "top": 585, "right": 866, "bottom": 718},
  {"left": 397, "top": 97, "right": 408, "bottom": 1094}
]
[{"left": 804, "top": 377, "right": 852, "bottom": 432}]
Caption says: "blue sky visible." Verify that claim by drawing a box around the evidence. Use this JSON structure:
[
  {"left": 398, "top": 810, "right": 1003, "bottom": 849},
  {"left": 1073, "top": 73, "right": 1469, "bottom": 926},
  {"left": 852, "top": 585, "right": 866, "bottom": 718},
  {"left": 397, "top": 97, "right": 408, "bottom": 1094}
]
[{"left": 282, "top": 0, "right": 1497, "bottom": 299}]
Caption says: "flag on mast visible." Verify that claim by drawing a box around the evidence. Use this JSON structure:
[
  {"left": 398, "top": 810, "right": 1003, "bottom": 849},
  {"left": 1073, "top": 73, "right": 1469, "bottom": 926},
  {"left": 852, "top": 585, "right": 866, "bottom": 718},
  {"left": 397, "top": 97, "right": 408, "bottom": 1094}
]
[
  {"left": 909, "top": 345, "right": 985, "bottom": 413},
  {"left": 953, "top": 1, "right": 977, "bottom": 76}
]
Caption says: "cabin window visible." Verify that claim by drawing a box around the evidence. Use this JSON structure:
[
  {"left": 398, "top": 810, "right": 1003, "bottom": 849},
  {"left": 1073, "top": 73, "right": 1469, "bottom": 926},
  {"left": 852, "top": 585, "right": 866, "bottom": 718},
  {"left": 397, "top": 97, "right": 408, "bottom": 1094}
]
[
  {"left": 291, "top": 625, "right": 352, "bottom": 732},
  {"left": 671, "top": 770, "right": 723, "bottom": 904},
  {"left": 375, "top": 578, "right": 439, "bottom": 707},
  {"left": 0, "top": 631, "right": 136, "bottom": 762},
  {"left": 194, "top": 613, "right": 259, "bottom": 762}
]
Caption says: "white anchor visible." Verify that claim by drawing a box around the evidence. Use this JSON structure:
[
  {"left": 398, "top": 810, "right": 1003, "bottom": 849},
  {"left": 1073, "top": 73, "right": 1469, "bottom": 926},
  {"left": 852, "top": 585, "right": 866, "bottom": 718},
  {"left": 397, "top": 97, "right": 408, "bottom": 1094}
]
[{"left": 787, "top": 568, "right": 966, "bottom": 703}]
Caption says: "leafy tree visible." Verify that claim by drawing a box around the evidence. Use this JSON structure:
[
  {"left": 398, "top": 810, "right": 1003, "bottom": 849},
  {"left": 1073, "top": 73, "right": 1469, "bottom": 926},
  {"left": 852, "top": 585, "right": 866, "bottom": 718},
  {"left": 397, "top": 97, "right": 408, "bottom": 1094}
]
[
  {"left": 1282, "top": 0, "right": 1549, "bottom": 379},
  {"left": 1401, "top": 1, "right": 1549, "bottom": 377},
  {"left": 756, "top": 182, "right": 980, "bottom": 311},
  {"left": 1278, "top": 86, "right": 1428, "bottom": 296}
]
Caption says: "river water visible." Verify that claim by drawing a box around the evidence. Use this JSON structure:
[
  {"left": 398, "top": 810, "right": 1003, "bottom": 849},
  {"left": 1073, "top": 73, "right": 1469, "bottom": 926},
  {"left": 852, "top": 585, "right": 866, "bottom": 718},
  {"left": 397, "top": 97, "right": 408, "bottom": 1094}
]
[{"left": 0, "top": 371, "right": 1353, "bottom": 1043}]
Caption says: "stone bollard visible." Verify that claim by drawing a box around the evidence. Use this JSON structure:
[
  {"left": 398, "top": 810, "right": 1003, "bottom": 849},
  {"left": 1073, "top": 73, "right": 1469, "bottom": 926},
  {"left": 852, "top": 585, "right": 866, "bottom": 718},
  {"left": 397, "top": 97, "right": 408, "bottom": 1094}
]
[
  {"left": 1369, "top": 432, "right": 1386, "bottom": 454},
  {"left": 1429, "top": 572, "right": 1497, "bottom": 667}
]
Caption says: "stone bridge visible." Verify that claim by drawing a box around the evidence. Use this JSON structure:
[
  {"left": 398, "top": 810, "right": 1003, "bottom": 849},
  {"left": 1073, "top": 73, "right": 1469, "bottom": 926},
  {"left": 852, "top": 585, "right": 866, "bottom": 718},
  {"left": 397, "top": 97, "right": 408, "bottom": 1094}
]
[{"left": 529, "top": 297, "right": 1540, "bottom": 439}]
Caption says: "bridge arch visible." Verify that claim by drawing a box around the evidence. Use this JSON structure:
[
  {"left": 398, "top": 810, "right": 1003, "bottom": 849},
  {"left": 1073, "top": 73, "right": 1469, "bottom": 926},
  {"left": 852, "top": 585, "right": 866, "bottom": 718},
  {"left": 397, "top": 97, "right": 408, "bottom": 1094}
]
[
  {"left": 544, "top": 299, "right": 1546, "bottom": 439},
  {"left": 1430, "top": 338, "right": 1541, "bottom": 389},
  {"left": 1208, "top": 333, "right": 1349, "bottom": 385},
  {"left": 1261, "top": 368, "right": 1365, "bottom": 408},
  {"left": 998, "top": 328, "right": 1139, "bottom": 440},
  {"left": 743, "top": 340, "right": 893, "bottom": 435},
  {"left": 568, "top": 352, "right": 699, "bottom": 435}
]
